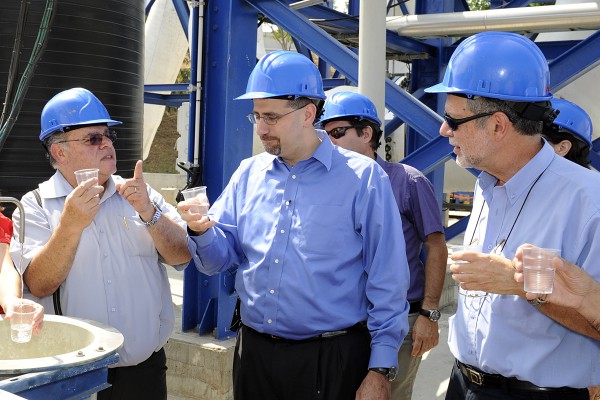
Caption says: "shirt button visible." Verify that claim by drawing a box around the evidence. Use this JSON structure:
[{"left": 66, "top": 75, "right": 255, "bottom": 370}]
[
  {"left": 270, "top": 289, "right": 275, "bottom": 294},
  {"left": 292, "top": 175, "right": 297, "bottom": 179},
  {"left": 111, "top": 308, "right": 116, "bottom": 312},
  {"left": 274, "top": 259, "right": 279, "bottom": 264},
  {"left": 107, "top": 280, "right": 112, "bottom": 284},
  {"left": 268, "top": 319, "right": 272, "bottom": 324},
  {"left": 285, "top": 200, "right": 291, "bottom": 206},
  {"left": 487, "top": 245, "right": 492, "bottom": 250},
  {"left": 104, "top": 253, "right": 108, "bottom": 257},
  {"left": 280, "top": 229, "right": 285, "bottom": 234}
]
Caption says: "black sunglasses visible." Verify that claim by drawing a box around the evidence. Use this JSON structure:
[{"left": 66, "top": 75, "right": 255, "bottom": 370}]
[
  {"left": 326, "top": 126, "right": 354, "bottom": 139},
  {"left": 56, "top": 130, "right": 117, "bottom": 146},
  {"left": 443, "top": 112, "right": 494, "bottom": 131}
]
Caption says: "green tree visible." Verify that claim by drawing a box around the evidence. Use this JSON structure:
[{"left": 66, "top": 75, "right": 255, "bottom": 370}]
[{"left": 270, "top": 25, "right": 294, "bottom": 51}]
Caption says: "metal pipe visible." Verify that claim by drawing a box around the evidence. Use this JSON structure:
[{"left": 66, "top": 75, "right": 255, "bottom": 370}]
[
  {"left": 359, "top": 0, "right": 386, "bottom": 127},
  {"left": 0, "top": 197, "right": 24, "bottom": 245},
  {"left": 386, "top": 3, "right": 600, "bottom": 38},
  {"left": 289, "top": 0, "right": 329, "bottom": 10}
]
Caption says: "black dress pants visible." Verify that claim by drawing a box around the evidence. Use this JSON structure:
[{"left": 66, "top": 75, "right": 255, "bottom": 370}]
[
  {"left": 97, "top": 347, "right": 168, "bottom": 400},
  {"left": 233, "top": 324, "right": 371, "bottom": 400}
]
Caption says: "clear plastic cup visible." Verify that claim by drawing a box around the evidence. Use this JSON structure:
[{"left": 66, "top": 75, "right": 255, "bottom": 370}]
[
  {"left": 181, "top": 186, "right": 209, "bottom": 216},
  {"left": 74, "top": 168, "right": 99, "bottom": 185},
  {"left": 447, "top": 245, "right": 486, "bottom": 298},
  {"left": 10, "top": 299, "right": 40, "bottom": 343},
  {"left": 522, "top": 247, "right": 560, "bottom": 294}
]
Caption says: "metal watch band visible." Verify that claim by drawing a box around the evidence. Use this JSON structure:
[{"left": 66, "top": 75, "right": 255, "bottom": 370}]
[{"left": 139, "top": 201, "right": 162, "bottom": 227}]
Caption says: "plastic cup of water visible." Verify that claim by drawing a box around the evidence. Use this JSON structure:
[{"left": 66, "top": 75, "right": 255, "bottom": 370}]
[
  {"left": 522, "top": 247, "right": 560, "bottom": 294},
  {"left": 74, "top": 168, "right": 99, "bottom": 185},
  {"left": 181, "top": 186, "right": 209, "bottom": 216},
  {"left": 447, "top": 245, "right": 483, "bottom": 264},
  {"left": 10, "top": 299, "right": 40, "bottom": 344},
  {"left": 447, "top": 245, "right": 486, "bottom": 297}
]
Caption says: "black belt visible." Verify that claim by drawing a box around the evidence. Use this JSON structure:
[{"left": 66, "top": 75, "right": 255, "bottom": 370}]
[
  {"left": 244, "top": 321, "right": 367, "bottom": 342},
  {"left": 409, "top": 299, "right": 423, "bottom": 314},
  {"left": 456, "top": 360, "right": 582, "bottom": 393}
]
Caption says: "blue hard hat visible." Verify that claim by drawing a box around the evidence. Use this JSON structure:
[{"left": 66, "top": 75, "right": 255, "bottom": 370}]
[
  {"left": 321, "top": 92, "right": 382, "bottom": 126},
  {"left": 425, "top": 31, "right": 552, "bottom": 102},
  {"left": 551, "top": 98, "right": 593, "bottom": 146},
  {"left": 40, "top": 88, "right": 122, "bottom": 141},
  {"left": 236, "top": 51, "right": 326, "bottom": 100}
]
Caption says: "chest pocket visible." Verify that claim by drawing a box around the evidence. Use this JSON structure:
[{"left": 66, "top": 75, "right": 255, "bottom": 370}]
[
  {"left": 296, "top": 204, "right": 346, "bottom": 256},
  {"left": 117, "top": 213, "right": 157, "bottom": 258}
]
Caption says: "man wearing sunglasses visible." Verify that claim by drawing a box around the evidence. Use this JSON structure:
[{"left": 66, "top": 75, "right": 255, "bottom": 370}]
[
  {"left": 425, "top": 31, "right": 600, "bottom": 399},
  {"left": 179, "top": 51, "right": 410, "bottom": 400},
  {"left": 8, "top": 87, "right": 191, "bottom": 399},
  {"left": 321, "top": 91, "right": 447, "bottom": 400}
]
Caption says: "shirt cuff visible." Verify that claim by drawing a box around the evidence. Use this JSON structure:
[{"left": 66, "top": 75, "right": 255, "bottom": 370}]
[{"left": 368, "top": 343, "right": 399, "bottom": 369}]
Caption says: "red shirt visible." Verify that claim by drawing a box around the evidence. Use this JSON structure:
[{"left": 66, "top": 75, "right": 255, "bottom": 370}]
[{"left": 0, "top": 212, "right": 12, "bottom": 244}]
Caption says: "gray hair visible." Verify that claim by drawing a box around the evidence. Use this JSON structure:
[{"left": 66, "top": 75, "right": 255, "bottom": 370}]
[
  {"left": 466, "top": 97, "right": 543, "bottom": 136},
  {"left": 43, "top": 131, "right": 67, "bottom": 169}
]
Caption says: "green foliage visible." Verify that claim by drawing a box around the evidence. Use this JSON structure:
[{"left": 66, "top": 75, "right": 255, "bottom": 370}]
[
  {"left": 467, "top": 0, "right": 490, "bottom": 10},
  {"left": 270, "top": 25, "right": 294, "bottom": 51}
]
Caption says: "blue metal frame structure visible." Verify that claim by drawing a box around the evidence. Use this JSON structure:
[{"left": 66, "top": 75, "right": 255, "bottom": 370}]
[
  {"left": 145, "top": 0, "right": 600, "bottom": 338},
  {"left": 0, "top": 354, "right": 118, "bottom": 400}
]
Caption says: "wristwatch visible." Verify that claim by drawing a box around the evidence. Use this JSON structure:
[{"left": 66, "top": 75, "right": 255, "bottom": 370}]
[
  {"left": 139, "top": 201, "right": 162, "bottom": 227},
  {"left": 419, "top": 308, "right": 441, "bottom": 322},
  {"left": 369, "top": 366, "right": 398, "bottom": 382}
]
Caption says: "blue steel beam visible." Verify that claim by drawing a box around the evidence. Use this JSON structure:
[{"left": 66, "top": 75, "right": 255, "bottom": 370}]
[
  {"left": 400, "top": 136, "right": 453, "bottom": 175},
  {"left": 183, "top": 0, "right": 258, "bottom": 340},
  {"left": 549, "top": 30, "right": 600, "bottom": 92},
  {"left": 171, "top": 0, "right": 190, "bottom": 40},
  {"left": 144, "top": 83, "right": 189, "bottom": 91},
  {"left": 246, "top": 0, "right": 443, "bottom": 141},
  {"left": 144, "top": 92, "right": 189, "bottom": 107},
  {"left": 145, "top": 0, "right": 156, "bottom": 16},
  {"left": 445, "top": 215, "right": 469, "bottom": 241}
]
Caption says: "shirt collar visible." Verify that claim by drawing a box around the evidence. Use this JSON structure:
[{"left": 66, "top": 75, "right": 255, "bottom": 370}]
[
  {"left": 479, "top": 139, "right": 555, "bottom": 205},
  {"left": 273, "top": 129, "right": 333, "bottom": 171}
]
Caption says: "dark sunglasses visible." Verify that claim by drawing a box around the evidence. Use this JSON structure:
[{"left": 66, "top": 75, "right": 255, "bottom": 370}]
[
  {"left": 326, "top": 126, "right": 354, "bottom": 139},
  {"left": 443, "top": 112, "right": 494, "bottom": 131},
  {"left": 56, "top": 130, "right": 117, "bottom": 146}
]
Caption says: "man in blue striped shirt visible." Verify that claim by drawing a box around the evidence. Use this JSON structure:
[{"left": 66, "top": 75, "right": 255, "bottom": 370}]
[{"left": 180, "top": 51, "right": 410, "bottom": 400}]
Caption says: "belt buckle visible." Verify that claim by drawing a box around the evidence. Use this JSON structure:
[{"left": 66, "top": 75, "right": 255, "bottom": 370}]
[{"left": 467, "top": 368, "right": 484, "bottom": 386}]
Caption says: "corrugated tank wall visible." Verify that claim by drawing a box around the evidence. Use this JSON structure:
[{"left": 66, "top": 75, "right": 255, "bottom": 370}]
[{"left": 0, "top": 0, "right": 144, "bottom": 204}]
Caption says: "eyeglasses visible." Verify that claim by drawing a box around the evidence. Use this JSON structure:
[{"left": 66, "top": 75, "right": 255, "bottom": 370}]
[
  {"left": 56, "top": 130, "right": 117, "bottom": 146},
  {"left": 325, "top": 126, "right": 354, "bottom": 139},
  {"left": 247, "top": 105, "right": 306, "bottom": 126},
  {"left": 443, "top": 112, "right": 494, "bottom": 131}
]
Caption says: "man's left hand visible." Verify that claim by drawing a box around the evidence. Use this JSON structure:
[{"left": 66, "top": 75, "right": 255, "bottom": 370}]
[
  {"left": 355, "top": 370, "right": 391, "bottom": 400},
  {"left": 116, "top": 160, "right": 155, "bottom": 221}
]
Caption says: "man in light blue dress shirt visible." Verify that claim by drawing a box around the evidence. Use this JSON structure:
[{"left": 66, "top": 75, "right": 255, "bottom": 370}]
[
  {"left": 426, "top": 32, "right": 600, "bottom": 399},
  {"left": 180, "top": 51, "right": 410, "bottom": 400}
]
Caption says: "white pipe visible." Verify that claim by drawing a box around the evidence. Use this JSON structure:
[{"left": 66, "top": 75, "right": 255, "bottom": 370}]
[
  {"left": 193, "top": 2, "right": 204, "bottom": 165},
  {"left": 386, "top": 2, "right": 600, "bottom": 38},
  {"left": 358, "top": 0, "right": 386, "bottom": 128}
]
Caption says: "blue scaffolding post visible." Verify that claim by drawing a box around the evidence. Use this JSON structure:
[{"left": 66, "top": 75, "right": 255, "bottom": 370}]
[{"left": 181, "top": 0, "right": 257, "bottom": 339}]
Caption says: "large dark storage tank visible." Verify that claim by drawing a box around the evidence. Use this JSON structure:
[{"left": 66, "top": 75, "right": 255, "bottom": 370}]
[{"left": 0, "top": 0, "right": 143, "bottom": 205}]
